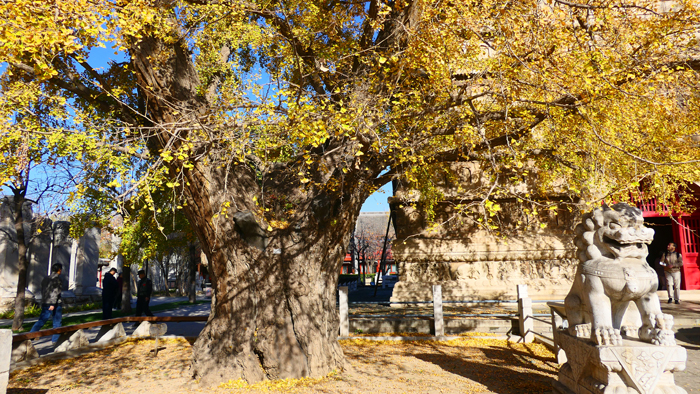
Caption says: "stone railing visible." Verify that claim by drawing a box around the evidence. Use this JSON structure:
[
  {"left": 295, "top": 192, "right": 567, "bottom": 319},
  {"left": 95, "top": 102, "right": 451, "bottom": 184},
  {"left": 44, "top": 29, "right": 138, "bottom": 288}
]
[{"left": 338, "top": 284, "right": 546, "bottom": 341}]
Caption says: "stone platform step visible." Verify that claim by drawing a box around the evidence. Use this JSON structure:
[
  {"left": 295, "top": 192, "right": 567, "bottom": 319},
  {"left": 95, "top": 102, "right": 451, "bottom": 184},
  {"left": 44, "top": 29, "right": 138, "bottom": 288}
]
[{"left": 350, "top": 316, "right": 554, "bottom": 336}]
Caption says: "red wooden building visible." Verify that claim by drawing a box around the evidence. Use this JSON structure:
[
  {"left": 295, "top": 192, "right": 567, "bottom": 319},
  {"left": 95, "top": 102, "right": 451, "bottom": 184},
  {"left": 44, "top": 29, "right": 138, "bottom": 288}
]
[
  {"left": 339, "top": 250, "right": 396, "bottom": 275},
  {"left": 637, "top": 189, "right": 700, "bottom": 290}
]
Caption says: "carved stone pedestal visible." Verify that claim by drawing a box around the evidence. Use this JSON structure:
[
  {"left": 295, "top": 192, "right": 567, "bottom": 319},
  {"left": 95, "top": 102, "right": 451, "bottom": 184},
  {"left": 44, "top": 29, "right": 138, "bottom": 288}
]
[{"left": 554, "top": 331, "right": 687, "bottom": 394}]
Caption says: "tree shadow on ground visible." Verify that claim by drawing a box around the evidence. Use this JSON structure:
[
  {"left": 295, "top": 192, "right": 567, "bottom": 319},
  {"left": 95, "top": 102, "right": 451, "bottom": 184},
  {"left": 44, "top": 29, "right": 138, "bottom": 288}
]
[
  {"left": 676, "top": 326, "right": 700, "bottom": 349},
  {"left": 6, "top": 390, "right": 49, "bottom": 394},
  {"left": 8, "top": 338, "right": 192, "bottom": 392},
  {"left": 413, "top": 342, "right": 558, "bottom": 394},
  {"left": 343, "top": 344, "right": 415, "bottom": 375}
]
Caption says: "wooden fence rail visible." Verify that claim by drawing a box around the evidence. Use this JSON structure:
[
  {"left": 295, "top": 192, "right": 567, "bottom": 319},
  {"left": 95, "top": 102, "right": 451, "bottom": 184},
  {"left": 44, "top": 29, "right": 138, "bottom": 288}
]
[
  {"left": 4, "top": 315, "right": 210, "bottom": 372},
  {"left": 12, "top": 316, "right": 208, "bottom": 343}
]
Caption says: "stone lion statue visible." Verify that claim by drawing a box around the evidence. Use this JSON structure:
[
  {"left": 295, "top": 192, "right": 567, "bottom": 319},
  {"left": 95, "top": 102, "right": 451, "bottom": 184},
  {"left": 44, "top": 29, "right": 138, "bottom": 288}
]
[{"left": 565, "top": 203, "right": 675, "bottom": 346}]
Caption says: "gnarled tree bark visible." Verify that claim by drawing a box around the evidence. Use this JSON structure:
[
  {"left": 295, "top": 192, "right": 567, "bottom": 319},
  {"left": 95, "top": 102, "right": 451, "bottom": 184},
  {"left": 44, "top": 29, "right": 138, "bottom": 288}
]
[
  {"left": 179, "top": 160, "right": 367, "bottom": 384},
  {"left": 129, "top": 33, "right": 376, "bottom": 383}
]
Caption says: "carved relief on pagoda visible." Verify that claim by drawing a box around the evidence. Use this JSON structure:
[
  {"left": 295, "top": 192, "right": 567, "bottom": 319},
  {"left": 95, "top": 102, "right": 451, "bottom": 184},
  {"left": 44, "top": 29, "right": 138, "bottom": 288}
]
[{"left": 388, "top": 161, "right": 581, "bottom": 301}]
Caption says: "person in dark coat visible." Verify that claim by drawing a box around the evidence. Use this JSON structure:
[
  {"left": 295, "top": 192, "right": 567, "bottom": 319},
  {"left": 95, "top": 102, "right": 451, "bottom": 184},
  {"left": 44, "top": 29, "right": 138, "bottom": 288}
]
[
  {"left": 102, "top": 268, "right": 118, "bottom": 319},
  {"left": 30, "top": 263, "right": 64, "bottom": 343},
  {"left": 135, "top": 269, "right": 154, "bottom": 317},
  {"left": 113, "top": 272, "right": 123, "bottom": 310}
]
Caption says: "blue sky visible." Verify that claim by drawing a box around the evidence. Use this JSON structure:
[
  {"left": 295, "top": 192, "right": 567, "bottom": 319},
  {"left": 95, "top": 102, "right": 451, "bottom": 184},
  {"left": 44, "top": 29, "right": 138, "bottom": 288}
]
[
  {"left": 360, "top": 183, "right": 390, "bottom": 212},
  {"left": 2, "top": 41, "right": 392, "bottom": 213},
  {"left": 86, "top": 46, "right": 393, "bottom": 213}
]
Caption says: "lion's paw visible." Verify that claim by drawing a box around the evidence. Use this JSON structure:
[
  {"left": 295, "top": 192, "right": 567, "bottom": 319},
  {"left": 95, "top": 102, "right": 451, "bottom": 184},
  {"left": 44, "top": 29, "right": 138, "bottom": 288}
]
[
  {"left": 572, "top": 323, "right": 591, "bottom": 338},
  {"left": 594, "top": 327, "right": 622, "bottom": 346},
  {"left": 651, "top": 329, "right": 676, "bottom": 346},
  {"left": 639, "top": 325, "right": 677, "bottom": 346},
  {"left": 656, "top": 314, "right": 675, "bottom": 331},
  {"left": 654, "top": 329, "right": 677, "bottom": 346},
  {"left": 639, "top": 314, "right": 677, "bottom": 345}
]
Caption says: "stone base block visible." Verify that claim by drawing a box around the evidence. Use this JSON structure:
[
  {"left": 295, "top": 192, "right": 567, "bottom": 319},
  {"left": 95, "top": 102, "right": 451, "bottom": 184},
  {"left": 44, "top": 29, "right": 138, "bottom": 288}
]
[
  {"left": 390, "top": 280, "right": 572, "bottom": 303},
  {"left": 0, "top": 372, "right": 6, "bottom": 394},
  {"left": 0, "top": 301, "right": 12, "bottom": 314},
  {"left": 555, "top": 331, "right": 687, "bottom": 394},
  {"left": 149, "top": 323, "right": 167, "bottom": 337},
  {"left": 81, "top": 287, "right": 102, "bottom": 297},
  {"left": 132, "top": 322, "right": 168, "bottom": 338},
  {"left": 0, "top": 289, "right": 37, "bottom": 313},
  {"left": 1, "top": 329, "right": 11, "bottom": 393},
  {"left": 11, "top": 340, "right": 38, "bottom": 364},
  {"left": 133, "top": 321, "right": 154, "bottom": 337},
  {"left": 74, "top": 296, "right": 92, "bottom": 304},
  {"left": 55, "top": 330, "right": 88, "bottom": 352},
  {"left": 95, "top": 323, "right": 126, "bottom": 343}
]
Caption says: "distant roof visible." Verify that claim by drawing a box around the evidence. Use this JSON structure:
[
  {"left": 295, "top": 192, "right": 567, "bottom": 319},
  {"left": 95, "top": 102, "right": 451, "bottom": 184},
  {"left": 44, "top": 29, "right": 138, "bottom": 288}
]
[{"left": 355, "top": 212, "right": 394, "bottom": 237}]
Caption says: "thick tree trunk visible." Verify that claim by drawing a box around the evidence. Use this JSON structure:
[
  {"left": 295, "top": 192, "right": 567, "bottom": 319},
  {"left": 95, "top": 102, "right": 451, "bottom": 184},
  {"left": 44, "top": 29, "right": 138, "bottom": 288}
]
[
  {"left": 120, "top": 257, "right": 132, "bottom": 313},
  {"left": 164, "top": 257, "right": 172, "bottom": 296},
  {"left": 181, "top": 165, "right": 366, "bottom": 385},
  {"left": 11, "top": 194, "right": 29, "bottom": 331},
  {"left": 190, "top": 222, "right": 354, "bottom": 385},
  {"left": 176, "top": 263, "right": 184, "bottom": 296},
  {"left": 157, "top": 254, "right": 172, "bottom": 297}
]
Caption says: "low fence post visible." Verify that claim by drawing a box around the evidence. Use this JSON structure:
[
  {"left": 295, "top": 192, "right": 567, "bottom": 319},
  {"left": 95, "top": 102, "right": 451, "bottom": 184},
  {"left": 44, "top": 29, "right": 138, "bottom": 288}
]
[
  {"left": 339, "top": 286, "right": 349, "bottom": 337},
  {"left": 517, "top": 284, "right": 534, "bottom": 343},
  {"left": 549, "top": 306, "right": 567, "bottom": 364},
  {"left": 432, "top": 284, "right": 444, "bottom": 337},
  {"left": 1, "top": 329, "right": 10, "bottom": 394}
]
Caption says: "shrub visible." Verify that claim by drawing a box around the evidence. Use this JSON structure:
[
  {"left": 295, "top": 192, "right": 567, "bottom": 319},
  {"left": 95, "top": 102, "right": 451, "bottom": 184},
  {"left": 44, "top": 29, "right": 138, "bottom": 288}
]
[
  {"left": 338, "top": 274, "right": 359, "bottom": 284},
  {"left": 0, "top": 303, "right": 43, "bottom": 319}
]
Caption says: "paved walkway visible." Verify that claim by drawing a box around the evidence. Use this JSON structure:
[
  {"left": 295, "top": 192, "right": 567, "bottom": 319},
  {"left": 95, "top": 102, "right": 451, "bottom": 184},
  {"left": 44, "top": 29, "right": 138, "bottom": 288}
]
[
  {"left": 29, "top": 299, "right": 211, "bottom": 356},
  {"left": 0, "top": 296, "right": 192, "bottom": 327},
  {"left": 675, "top": 326, "right": 700, "bottom": 392}
]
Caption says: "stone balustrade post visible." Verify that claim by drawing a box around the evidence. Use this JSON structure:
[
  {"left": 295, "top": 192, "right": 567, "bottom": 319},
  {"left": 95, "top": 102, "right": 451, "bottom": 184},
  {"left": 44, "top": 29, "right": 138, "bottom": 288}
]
[
  {"left": 432, "top": 284, "right": 444, "bottom": 337},
  {"left": 339, "top": 286, "right": 349, "bottom": 337},
  {"left": 517, "top": 284, "right": 534, "bottom": 343},
  {"left": 1, "top": 329, "right": 10, "bottom": 394},
  {"left": 549, "top": 307, "right": 567, "bottom": 364}
]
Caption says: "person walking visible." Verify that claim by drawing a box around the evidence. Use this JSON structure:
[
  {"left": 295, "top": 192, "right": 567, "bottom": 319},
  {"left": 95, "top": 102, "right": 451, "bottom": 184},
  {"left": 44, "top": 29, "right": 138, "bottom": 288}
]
[
  {"left": 102, "top": 268, "right": 118, "bottom": 319},
  {"left": 660, "top": 242, "right": 684, "bottom": 304},
  {"left": 113, "top": 272, "right": 123, "bottom": 310},
  {"left": 135, "top": 269, "right": 154, "bottom": 317},
  {"left": 30, "top": 263, "right": 64, "bottom": 344}
]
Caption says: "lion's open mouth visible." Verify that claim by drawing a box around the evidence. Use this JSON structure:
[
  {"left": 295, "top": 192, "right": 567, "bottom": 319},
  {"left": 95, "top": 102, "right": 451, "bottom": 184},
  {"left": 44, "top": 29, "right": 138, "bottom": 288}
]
[{"left": 603, "top": 236, "right": 644, "bottom": 250}]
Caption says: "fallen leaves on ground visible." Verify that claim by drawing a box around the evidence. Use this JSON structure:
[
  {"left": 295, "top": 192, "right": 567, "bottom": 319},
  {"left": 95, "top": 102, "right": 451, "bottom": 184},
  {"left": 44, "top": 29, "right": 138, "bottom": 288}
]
[
  {"left": 9, "top": 338, "right": 193, "bottom": 393},
  {"left": 220, "top": 371, "right": 341, "bottom": 392},
  {"left": 8, "top": 336, "right": 558, "bottom": 394}
]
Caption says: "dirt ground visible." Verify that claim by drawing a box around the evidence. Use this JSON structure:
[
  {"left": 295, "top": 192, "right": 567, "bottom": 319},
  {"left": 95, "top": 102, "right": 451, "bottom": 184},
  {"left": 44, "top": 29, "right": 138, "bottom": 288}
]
[{"left": 7, "top": 336, "right": 559, "bottom": 394}]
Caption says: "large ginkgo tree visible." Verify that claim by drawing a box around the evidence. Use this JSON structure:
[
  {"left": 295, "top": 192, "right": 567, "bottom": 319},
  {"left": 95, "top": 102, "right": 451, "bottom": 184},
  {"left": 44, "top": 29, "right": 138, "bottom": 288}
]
[{"left": 1, "top": 0, "right": 699, "bottom": 385}]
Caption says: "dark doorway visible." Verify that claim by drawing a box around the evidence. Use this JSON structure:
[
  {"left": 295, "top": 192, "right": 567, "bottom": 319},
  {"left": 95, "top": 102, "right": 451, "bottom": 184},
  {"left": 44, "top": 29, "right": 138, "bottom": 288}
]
[{"left": 645, "top": 217, "right": 674, "bottom": 290}]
